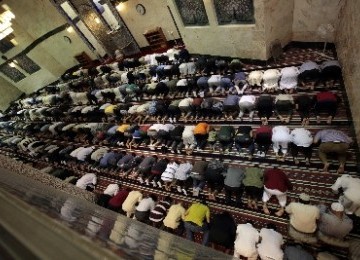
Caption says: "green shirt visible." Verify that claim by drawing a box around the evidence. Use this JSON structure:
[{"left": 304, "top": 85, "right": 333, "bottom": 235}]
[
  {"left": 242, "top": 167, "right": 264, "bottom": 188},
  {"left": 208, "top": 130, "right": 217, "bottom": 142},
  {"left": 184, "top": 203, "right": 210, "bottom": 226}
]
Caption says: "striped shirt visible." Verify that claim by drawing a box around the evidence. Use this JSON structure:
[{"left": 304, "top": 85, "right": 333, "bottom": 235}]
[
  {"left": 314, "top": 129, "right": 352, "bottom": 144},
  {"left": 149, "top": 201, "right": 171, "bottom": 223}
]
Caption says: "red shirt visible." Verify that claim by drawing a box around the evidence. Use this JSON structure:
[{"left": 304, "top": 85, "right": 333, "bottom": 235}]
[
  {"left": 264, "top": 168, "right": 292, "bottom": 192},
  {"left": 255, "top": 126, "right": 272, "bottom": 135},
  {"left": 108, "top": 190, "right": 129, "bottom": 208},
  {"left": 316, "top": 92, "right": 336, "bottom": 102}
]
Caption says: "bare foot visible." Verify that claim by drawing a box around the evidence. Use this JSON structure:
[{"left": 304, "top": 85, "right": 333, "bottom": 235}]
[
  {"left": 326, "top": 116, "right": 333, "bottom": 125},
  {"left": 337, "top": 164, "right": 345, "bottom": 174},
  {"left": 252, "top": 201, "right": 258, "bottom": 210},
  {"left": 275, "top": 208, "right": 285, "bottom": 217},
  {"left": 263, "top": 205, "right": 270, "bottom": 215},
  {"left": 323, "top": 163, "right": 330, "bottom": 172}
]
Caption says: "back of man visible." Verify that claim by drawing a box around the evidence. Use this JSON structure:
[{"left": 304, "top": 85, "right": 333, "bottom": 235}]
[
  {"left": 163, "top": 203, "right": 186, "bottom": 229},
  {"left": 234, "top": 223, "right": 259, "bottom": 259},
  {"left": 286, "top": 202, "right": 320, "bottom": 233},
  {"left": 184, "top": 202, "right": 210, "bottom": 227}
]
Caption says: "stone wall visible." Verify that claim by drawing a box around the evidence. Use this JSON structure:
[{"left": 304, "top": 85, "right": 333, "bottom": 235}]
[
  {"left": 167, "top": 0, "right": 267, "bottom": 60},
  {"left": 264, "top": 0, "right": 294, "bottom": 57},
  {"left": 0, "top": 77, "right": 23, "bottom": 111},
  {"left": 292, "top": 0, "right": 343, "bottom": 42},
  {"left": 336, "top": 0, "right": 360, "bottom": 144},
  {"left": 0, "top": 0, "right": 96, "bottom": 94}
]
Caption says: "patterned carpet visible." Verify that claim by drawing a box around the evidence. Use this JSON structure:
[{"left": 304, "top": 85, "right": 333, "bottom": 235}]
[{"left": 0, "top": 42, "right": 358, "bottom": 258}]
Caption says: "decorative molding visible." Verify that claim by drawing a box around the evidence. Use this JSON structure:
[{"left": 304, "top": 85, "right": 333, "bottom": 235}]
[
  {"left": 174, "top": 0, "right": 209, "bottom": 26},
  {"left": 214, "top": 0, "right": 255, "bottom": 25}
]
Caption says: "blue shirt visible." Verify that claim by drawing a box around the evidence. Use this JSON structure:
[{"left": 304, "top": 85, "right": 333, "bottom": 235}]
[{"left": 223, "top": 95, "right": 240, "bottom": 106}]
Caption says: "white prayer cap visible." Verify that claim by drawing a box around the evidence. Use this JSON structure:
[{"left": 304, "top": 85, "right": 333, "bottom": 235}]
[{"left": 331, "top": 202, "right": 344, "bottom": 212}]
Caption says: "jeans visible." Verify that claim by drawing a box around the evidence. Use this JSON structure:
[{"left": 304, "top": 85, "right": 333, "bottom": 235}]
[{"left": 184, "top": 221, "right": 209, "bottom": 245}]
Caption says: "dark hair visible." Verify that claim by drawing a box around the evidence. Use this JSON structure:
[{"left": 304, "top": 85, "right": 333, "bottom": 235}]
[
  {"left": 164, "top": 196, "right": 172, "bottom": 203},
  {"left": 299, "top": 198, "right": 310, "bottom": 205},
  {"left": 201, "top": 198, "right": 207, "bottom": 205},
  {"left": 247, "top": 220, "right": 254, "bottom": 226},
  {"left": 131, "top": 153, "right": 136, "bottom": 157},
  {"left": 150, "top": 194, "right": 158, "bottom": 202},
  {"left": 266, "top": 223, "right": 277, "bottom": 231},
  {"left": 85, "top": 185, "right": 94, "bottom": 192}
]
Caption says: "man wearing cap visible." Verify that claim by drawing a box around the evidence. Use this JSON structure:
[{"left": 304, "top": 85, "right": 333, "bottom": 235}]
[
  {"left": 317, "top": 202, "right": 353, "bottom": 245},
  {"left": 285, "top": 193, "right": 320, "bottom": 244}
]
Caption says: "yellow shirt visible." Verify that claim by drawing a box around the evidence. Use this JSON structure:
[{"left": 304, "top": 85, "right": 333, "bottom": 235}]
[
  {"left": 104, "top": 104, "right": 117, "bottom": 114},
  {"left": 163, "top": 203, "right": 186, "bottom": 229},
  {"left": 184, "top": 203, "right": 210, "bottom": 226},
  {"left": 285, "top": 202, "right": 320, "bottom": 233},
  {"left": 117, "top": 124, "right": 130, "bottom": 133},
  {"left": 122, "top": 191, "right": 142, "bottom": 213}
]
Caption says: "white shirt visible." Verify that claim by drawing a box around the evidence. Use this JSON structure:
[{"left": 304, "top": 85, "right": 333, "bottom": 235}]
[
  {"left": 234, "top": 223, "right": 260, "bottom": 258},
  {"left": 159, "top": 124, "right": 175, "bottom": 132},
  {"left": 262, "top": 69, "right": 281, "bottom": 90},
  {"left": 257, "top": 228, "right": 284, "bottom": 260},
  {"left": 279, "top": 66, "right": 299, "bottom": 90},
  {"left": 291, "top": 128, "right": 313, "bottom": 147},
  {"left": 175, "top": 162, "right": 193, "bottom": 180},
  {"left": 149, "top": 124, "right": 163, "bottom": 132},
  {"left": 239, "top": 95, "right": 256, "bottom": 104},
  {"left": 320, "top": 60, "right": 340, "bottom": 69},
  {"left": 161, "top": 162, "right": 180, "bottom": 182},
  {"left": 136, "top": 197, "right": 156, "bottom": 212},
  {"left": 76, "top": 147, "right": 95, "bottom": 161},
  {"left": 332, "top": 175, "right": 360, "bottom": 204},
  {"left": 76, "top": 173, "right": 97, "bottom": 189},
  {"left": 179, "top": 63, "right": 188, "bottom": 75},
  {"left": 176, "top": 79, "right": 188, "bottom": 87},
  {"left": 207, "top": 75, "right": 222, "bottom": 88},
  {"left": 179, "top": 98, "right": 193, "bottom": 107},
  {"left": 272, "top": 126, "right": 291, "bottom": 143},
  {"left": 103, "top": 184, "right": 119, "bottom": 196},
  {"left": 128, "top": 105, "right": 140, "bottom": 114},
  {"left": 91, "top": 147, "right": 109, "bottom": 162},
  {"left": 299, "top": 61, "right": 320, "bottom": 73},
  {"left": 182, "top": 126, "right": 195, "bottom": 145},
  {"left": 70, "top": 147, "right": 85, "bottom": 158},
  {"left": 247, "top": 71, "right": 263, "bottom": 86}
]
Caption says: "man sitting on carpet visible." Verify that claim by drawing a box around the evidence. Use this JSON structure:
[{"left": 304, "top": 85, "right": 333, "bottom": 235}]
[
  {"left": 317, "top": 202, "right": 353, "bottom": 247},
  {"left": 285, "top": 193, "right": 320, "bottom": 244}
]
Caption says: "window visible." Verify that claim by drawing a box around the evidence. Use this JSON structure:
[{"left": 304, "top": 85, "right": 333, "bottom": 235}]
[
  {"left": 174, "top": 0, "right": 209, "bottom": 26},
  {"left": 0, "top": 33, "right": 15, "bottom": 53},
  {"left": 0, "top": 63, "right": 25, "bottom": 82},
  {"left": 15, "top": 55, "right": 41, "bottom": 75},
  {"left": 214, "top": 0, "right": 254, "bottom": 25}
]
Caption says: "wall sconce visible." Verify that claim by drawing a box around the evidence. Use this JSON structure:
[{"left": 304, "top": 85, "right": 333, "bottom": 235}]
[
  {"left": 10, "top": 38, "right": 17, "bottom": 45},
  {"left": 9, "top": 61, "right": 16, "bottom": 67},
  {"left": 115, "top": 3, "right": 125, "bottom": 12},
  {"left": 66, "top": 26, "right": 74, "bottom": 33}
]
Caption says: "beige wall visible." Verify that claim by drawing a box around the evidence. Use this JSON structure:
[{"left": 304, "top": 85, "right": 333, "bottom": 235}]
[
  {"left": 117, "top": 0, "right": 180, "bottom": 48},
  {"left": 264, "top": 0, "right": 294, "bottom": 57},
  {"left": 0, "top": 0, "right": 96, "bottom": 94},
  {"left": 0, "top": 77, "right": 23, "bottom": 111},
  {"left": 336, "top": 0, "right": 360, "bottom": 144},
  {"left": 292, "top": 0, "right": 343, "bottom": 42},
  {"left": 167, "top": 0, "right": 267, "bottom": 60}
]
